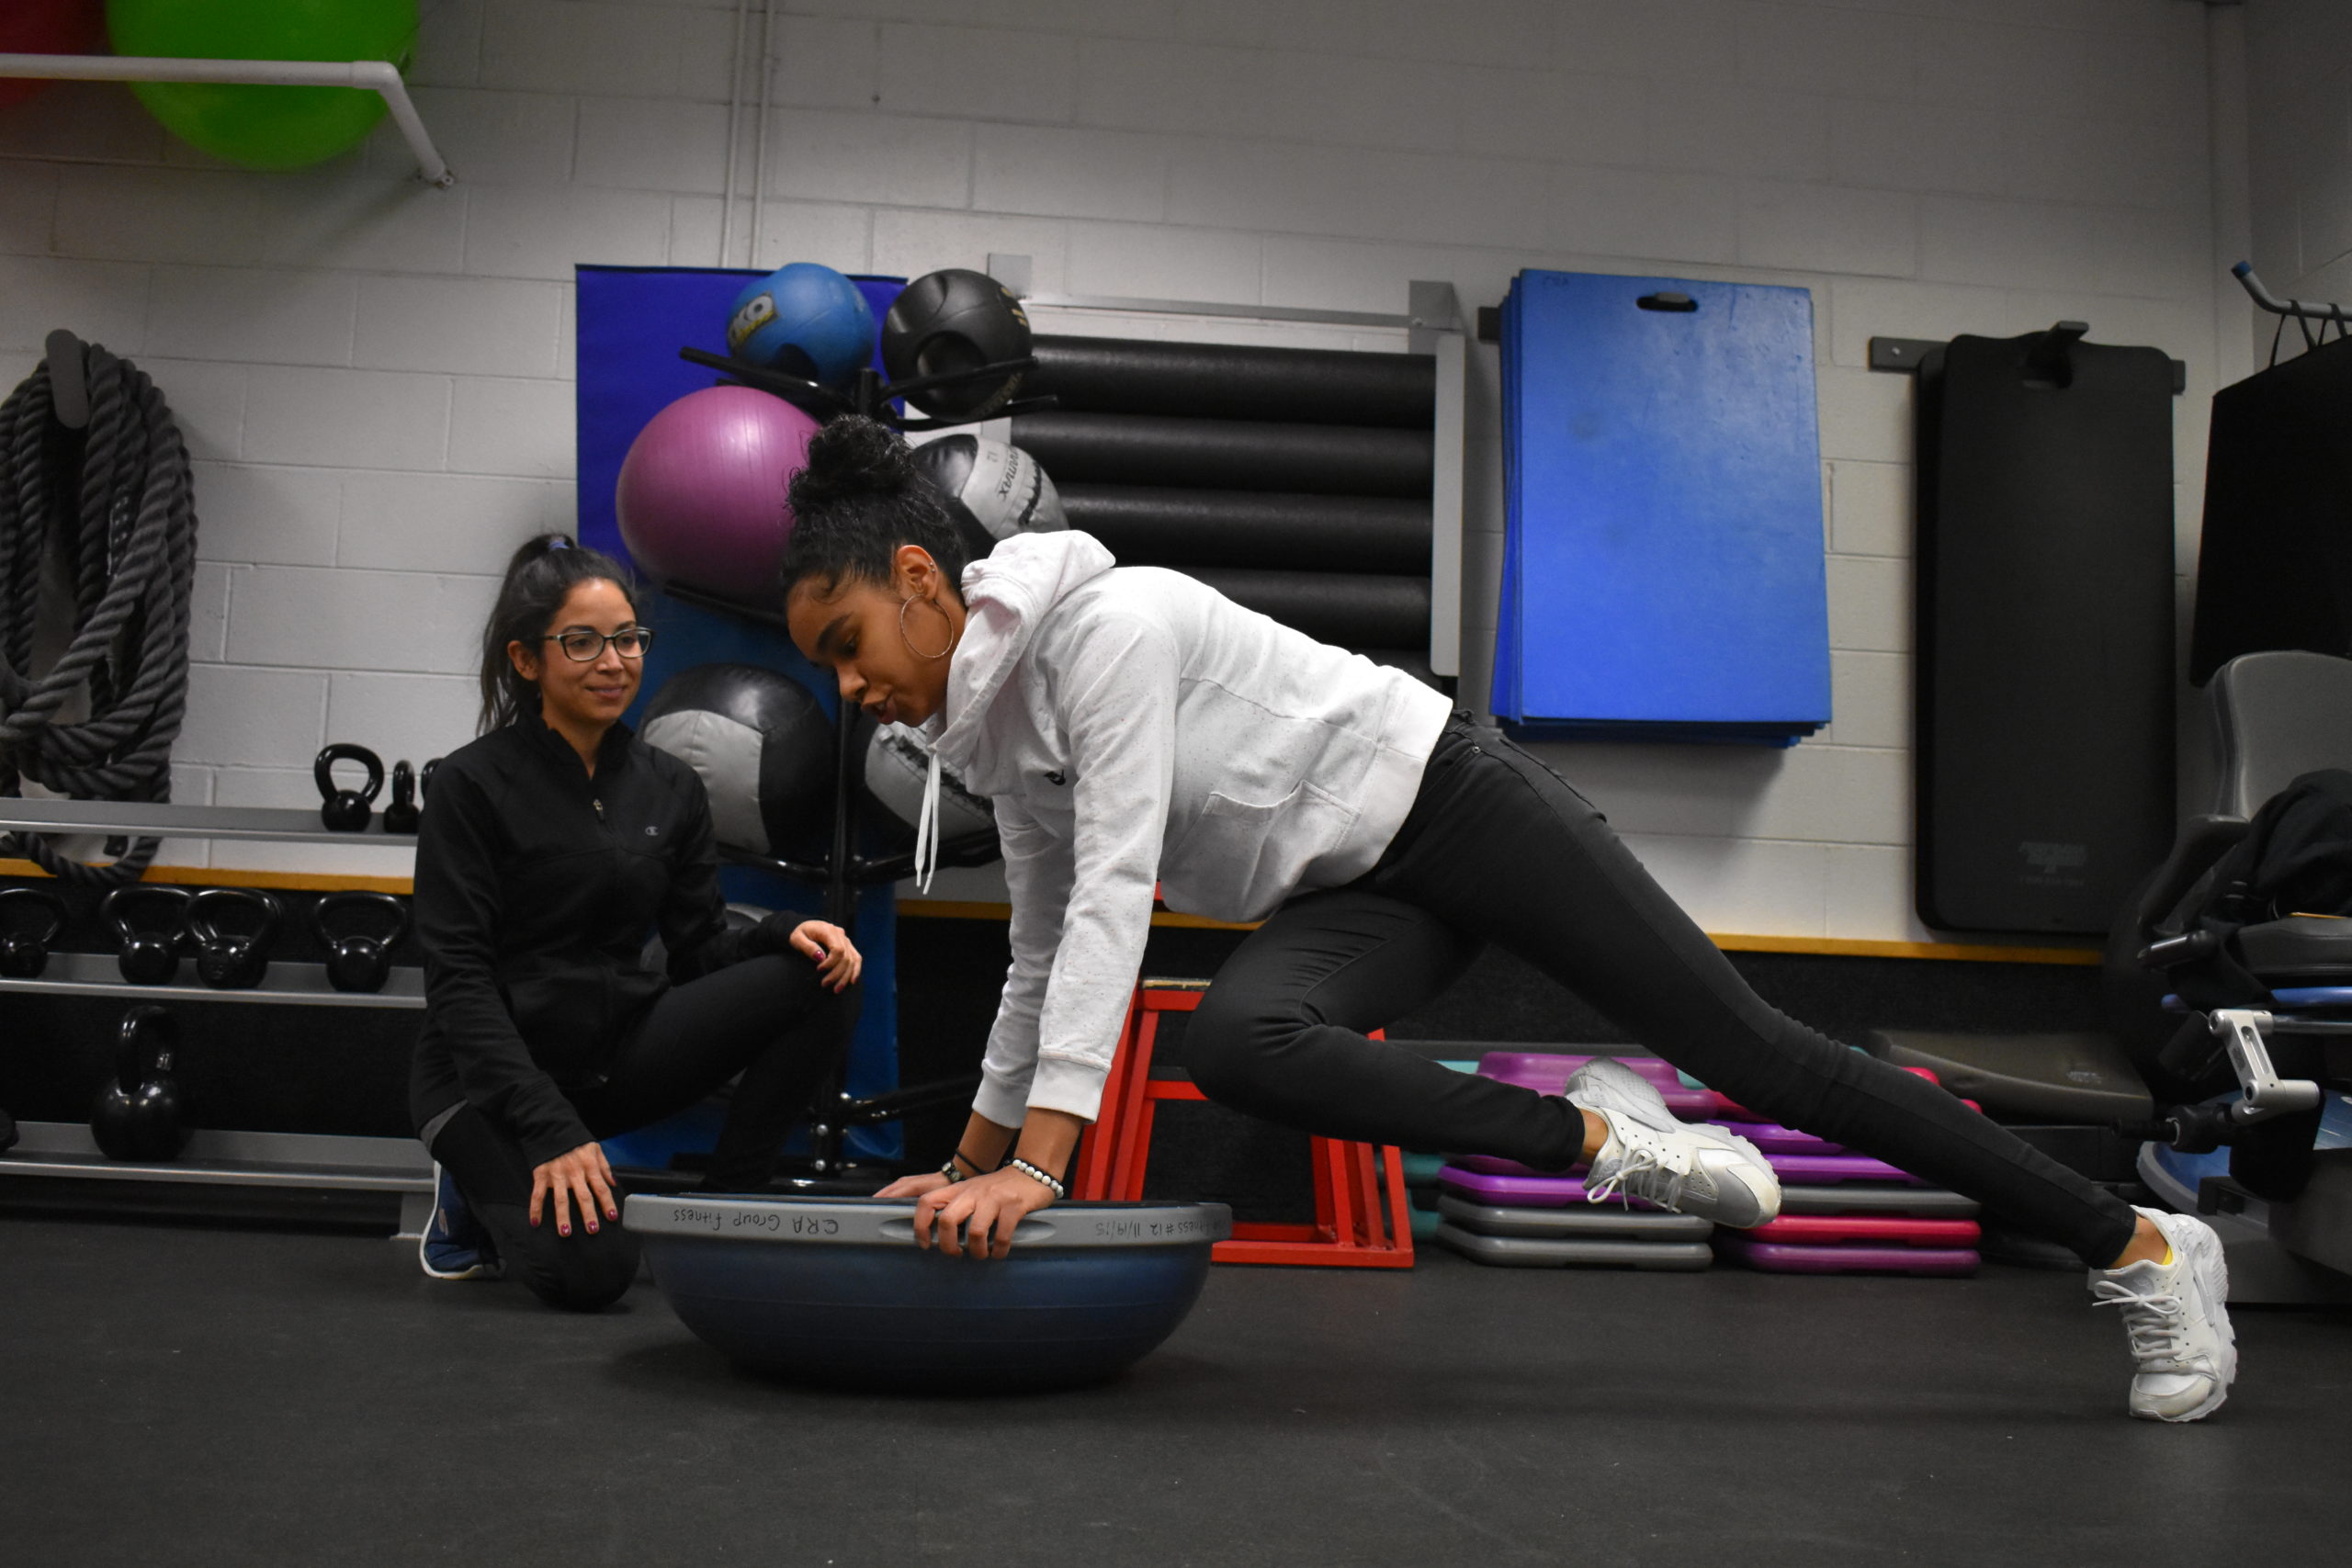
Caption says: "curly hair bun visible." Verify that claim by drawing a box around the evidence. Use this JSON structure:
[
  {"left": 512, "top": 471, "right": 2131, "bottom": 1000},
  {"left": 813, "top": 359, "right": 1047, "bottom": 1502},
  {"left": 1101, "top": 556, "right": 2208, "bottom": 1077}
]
[{"left": 788, "top": 415, "right": 916, "bottom": 513}]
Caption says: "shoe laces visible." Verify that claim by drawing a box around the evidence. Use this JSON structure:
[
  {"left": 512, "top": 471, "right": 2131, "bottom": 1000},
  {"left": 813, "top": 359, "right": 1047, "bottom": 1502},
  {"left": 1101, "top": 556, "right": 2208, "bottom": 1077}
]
[
  {"left": 2091, "top": 1278, "right": 2196, "bottom": 1369},
  {"left": 1587, "top": 1120, "right": 1692, "bottom": 1211}
]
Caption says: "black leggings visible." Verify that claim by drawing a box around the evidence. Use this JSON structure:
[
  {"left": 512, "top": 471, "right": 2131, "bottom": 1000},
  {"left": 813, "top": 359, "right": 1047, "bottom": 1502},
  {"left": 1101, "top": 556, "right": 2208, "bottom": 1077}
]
[
  {"left": 428, "top": 953, "right": 858, "bottom": 1311},
  {"left": 1186, "top": 717, "right": 2141, "bottom": 1268}
]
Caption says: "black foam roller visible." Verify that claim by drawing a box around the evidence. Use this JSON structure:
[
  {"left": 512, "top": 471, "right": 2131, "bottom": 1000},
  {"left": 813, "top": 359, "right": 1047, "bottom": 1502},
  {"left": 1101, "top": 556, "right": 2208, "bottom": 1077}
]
[
  {"left": 1029, "top": 335, "right": 1435, "bottom": 427},
  {"left": 1010, "top": 412, "right": 1431, "bottom": 497},
  {"left": 1058, "top": 485, "right": 1429, "bottom": 574},
  {"left": 1179, "top": 566, "right": 1430, "bottom": 648}
]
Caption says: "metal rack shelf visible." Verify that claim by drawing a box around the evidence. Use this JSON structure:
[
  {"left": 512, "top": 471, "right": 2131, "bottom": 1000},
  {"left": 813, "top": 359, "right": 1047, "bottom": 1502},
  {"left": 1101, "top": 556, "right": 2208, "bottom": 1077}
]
[
  {"left": 3, "top": 800, "right": 426, "bottom": 1224},
  {"left": 0, "top": 950, "right": 423, "bottom": 1009},
  {"left": 0, "top": 798, "right": 420, "bottom": 848}
]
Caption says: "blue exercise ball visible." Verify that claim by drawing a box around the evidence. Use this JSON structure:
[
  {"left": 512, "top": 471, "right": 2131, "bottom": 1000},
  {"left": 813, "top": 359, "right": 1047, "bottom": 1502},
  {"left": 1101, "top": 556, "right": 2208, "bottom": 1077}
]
[{"left": 725, "top": 263, "right": 875, "bottom": 388}]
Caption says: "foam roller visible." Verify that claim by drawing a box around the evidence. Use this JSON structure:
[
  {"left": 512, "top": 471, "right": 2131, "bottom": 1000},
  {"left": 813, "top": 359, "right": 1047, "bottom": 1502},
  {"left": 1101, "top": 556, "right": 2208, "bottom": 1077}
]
[
  {"left": 1058, "top": 485, "right": 1429, "bottom": 575},
  {"left": 1029, "top": 335, "right": 1435, "bottom": 427},
  {"left": 1180, "top": 566, "right": 1430, "bottom": 648},
  {"left": 1010, "top": 412, "right": 1431, "bottom": 497}
]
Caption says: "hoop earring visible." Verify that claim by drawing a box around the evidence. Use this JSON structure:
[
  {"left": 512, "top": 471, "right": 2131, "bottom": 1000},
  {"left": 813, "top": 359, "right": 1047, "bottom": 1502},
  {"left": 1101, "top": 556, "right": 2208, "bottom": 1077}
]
[{"left": 899, "top": 595, "right": 956, "bottom": 660}]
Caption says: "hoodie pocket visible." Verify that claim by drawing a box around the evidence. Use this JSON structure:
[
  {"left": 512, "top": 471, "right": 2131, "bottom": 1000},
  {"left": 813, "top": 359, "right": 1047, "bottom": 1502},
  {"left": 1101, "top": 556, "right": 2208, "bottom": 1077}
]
[{"left": 1170, "top": 782, "right": 1356, "bottom": 919}]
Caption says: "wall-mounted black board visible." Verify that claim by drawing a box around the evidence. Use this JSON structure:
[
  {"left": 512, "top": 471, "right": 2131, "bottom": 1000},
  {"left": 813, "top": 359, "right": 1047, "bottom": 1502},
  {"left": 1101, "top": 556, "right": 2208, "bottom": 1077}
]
[{"left": 1914, "top": 331, "right": 2176, "bottom": 933}]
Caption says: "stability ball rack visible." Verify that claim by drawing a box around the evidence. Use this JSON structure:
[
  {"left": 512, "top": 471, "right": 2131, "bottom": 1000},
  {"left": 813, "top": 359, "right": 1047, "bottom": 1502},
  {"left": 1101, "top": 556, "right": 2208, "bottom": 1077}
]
[
  {"left": 680, "top": 273, "right": 1472, "bottom": 1180},
  {"left": 0, "top": 50, "right": 456, "bottom": 186}
]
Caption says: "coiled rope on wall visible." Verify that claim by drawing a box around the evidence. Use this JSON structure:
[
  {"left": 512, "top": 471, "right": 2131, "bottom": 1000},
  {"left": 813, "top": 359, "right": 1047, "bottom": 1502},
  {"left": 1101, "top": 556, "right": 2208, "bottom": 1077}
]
[{"left": 0, "top": 338, "right": 198, "bottom": 886}]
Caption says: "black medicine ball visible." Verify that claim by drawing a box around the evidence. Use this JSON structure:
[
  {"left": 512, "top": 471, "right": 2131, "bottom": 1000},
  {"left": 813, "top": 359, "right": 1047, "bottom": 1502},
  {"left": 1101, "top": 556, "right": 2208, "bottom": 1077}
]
[
  {"left": 639, "top": 663, "right": 834, "bottom": 862},
  {"left": 881, "top": 268, "right": 1032, "bottom": 418},
  {"left": 908, "top": 434, "right": 1066, "bottom": 562}
]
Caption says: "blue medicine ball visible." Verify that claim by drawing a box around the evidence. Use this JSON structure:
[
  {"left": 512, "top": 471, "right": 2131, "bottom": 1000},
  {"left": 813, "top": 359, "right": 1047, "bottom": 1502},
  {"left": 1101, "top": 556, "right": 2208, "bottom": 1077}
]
[{"left": 725, "top": 263, "right": 876, "bottom": 388}]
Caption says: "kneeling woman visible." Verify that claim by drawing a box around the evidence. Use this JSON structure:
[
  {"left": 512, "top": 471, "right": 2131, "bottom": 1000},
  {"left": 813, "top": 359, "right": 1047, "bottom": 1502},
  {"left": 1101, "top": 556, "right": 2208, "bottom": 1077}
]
[
  {"left": 412, "top": 535, "right": 861, "bottom": 1312},
  {"left": 785, "top": 419, "right": 2236, "bottom": 1425}
]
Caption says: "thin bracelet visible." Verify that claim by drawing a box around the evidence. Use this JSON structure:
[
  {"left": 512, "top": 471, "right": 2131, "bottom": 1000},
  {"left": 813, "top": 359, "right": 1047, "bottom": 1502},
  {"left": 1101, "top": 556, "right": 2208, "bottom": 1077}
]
[
  {"left": 937, "top": 1148, "right": 989, "bottom": 1184},
  {"left": 1008, "top": 1156, "right": 1067, "bottom": 1201}
]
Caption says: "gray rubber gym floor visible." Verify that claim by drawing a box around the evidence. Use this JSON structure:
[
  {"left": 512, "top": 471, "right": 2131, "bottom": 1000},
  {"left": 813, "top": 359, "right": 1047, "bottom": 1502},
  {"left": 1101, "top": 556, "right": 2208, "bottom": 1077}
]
[{"left": 6, "top": 1215, "right": 2347, "bottom": 1567}]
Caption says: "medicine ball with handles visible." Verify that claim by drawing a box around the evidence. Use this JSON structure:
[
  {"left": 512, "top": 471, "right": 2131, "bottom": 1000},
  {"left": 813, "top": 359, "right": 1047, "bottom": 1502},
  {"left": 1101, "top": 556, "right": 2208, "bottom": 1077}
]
[
  {"left": 726, "top": 262, "right": 876, "bottom": 388},
  {"left": 0, "top": 886, "right": 68, "bottom": 979},
  {"left": 91, "top": 1004, "right": 187, "bottom": 1162},
  {"left": 639, "top": 664, "right": 836, "bottom": 863},
  {"left": 881, "top": 269, "right": 1032, "bottom": 419},
  {"left": 315, "top": 743, "right": 385, "bottom": 832},
  {"left": 311, "top": 891, "right": 412, "bottom": 994},
  {"left": 189, "top": 887, "right": 282, "bottom": 990},
  {"left": 907, "top": 434, "right": 1066, "bottom": 563},
  {"left": 104, "top": 885, "right": 192, "bottom": 985},
  {"left": 864, "top": 723, "right": 999, "bottom": 865}
]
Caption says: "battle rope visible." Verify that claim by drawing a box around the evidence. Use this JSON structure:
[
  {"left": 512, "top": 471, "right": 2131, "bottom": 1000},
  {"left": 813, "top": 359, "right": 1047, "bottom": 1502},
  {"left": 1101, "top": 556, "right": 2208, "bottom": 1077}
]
[{"left": 0, "top": 339, "right": 198, "bottom": 886}]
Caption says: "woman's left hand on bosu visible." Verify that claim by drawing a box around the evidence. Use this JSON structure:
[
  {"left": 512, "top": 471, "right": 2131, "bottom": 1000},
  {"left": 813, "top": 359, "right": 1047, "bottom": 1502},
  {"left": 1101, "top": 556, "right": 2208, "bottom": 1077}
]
[
  {"left": 789, "top": 920, "right": 861, "bottom": 990},
  {"left": 912, "top": 1166, "right": 1055, "bottom": 1260}
]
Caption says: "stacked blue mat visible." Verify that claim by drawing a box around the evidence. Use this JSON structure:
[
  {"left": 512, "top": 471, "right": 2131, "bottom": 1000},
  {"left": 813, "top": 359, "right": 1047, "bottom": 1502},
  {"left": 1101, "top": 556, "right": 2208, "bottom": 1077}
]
[{"left": 1493, "top": 269, "right": 1831, "bottom": 746}]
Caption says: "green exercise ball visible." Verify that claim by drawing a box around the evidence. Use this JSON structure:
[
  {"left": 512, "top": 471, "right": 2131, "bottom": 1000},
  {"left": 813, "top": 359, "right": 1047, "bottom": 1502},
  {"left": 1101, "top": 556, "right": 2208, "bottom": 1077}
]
[{"left": 105, "top": 0, "right": 419, "bottom": 172}]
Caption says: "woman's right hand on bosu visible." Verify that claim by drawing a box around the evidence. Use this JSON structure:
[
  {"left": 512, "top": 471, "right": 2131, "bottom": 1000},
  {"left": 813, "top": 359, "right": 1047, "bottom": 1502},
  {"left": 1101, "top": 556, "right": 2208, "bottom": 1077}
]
[
  {"left": 875, "top": 1170, "right": 953, "bottom": 1201},
  {"left": 530, "top": 1142, "right": 620, "bottom": 1237}
]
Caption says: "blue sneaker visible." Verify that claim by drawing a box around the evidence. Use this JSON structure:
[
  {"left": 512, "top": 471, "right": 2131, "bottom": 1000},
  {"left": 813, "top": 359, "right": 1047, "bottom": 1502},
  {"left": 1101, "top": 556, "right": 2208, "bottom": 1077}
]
[{"left": 420, "top": 1164, "right": 503, "bottom": 1281}]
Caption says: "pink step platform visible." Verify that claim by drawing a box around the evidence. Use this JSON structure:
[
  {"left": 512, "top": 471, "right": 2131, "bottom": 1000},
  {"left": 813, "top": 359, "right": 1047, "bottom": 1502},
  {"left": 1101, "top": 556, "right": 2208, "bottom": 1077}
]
[{"left": 1475, "top": 1053, "right": 1713, "bottom": 1119}]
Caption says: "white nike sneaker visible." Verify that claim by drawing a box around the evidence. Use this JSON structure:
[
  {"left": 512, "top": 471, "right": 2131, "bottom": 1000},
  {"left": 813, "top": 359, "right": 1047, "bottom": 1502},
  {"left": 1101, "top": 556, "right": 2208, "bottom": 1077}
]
[
  {"left": 2090, "top": 1206, "right": 2236, "bottom": 1423},
  {"left": 1564, "top": 1056, "right": 1781, "bottom": 1228}
]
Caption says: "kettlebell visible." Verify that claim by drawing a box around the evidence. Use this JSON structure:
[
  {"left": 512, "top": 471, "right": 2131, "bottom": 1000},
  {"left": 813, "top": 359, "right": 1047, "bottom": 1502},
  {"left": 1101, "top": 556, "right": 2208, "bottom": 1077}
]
[
  {"left": 315, "top": 743, "right": 385, "bottom": 832},
  {"left": 383, "top": 761, "right": 421, "bottom": 834},
  {"left": 189, "top": 887, "right": 282, "bottom": 990},
  {"left": 103, "top": 885, "right": 192, "bottom": 985},
  {"left": 420, "top": 756, "right": 441, "bottom": 797},
  {"left": 91, "top": 1005, "right": 188, "bottom": 1162},
  {"left": 311, "top": 891, "right": 412, "bottom": 994},
  {"left": 0, "top": 886, "right": 68, "bottom": 979}
]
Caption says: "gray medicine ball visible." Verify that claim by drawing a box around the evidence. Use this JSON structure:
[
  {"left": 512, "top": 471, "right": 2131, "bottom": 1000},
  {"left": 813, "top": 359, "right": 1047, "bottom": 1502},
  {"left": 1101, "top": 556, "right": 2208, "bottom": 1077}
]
[
  {"left": 907, "top": 434, "right": 1066, "bottom": 565},
  {"left": 639, "top": 664, "right": 832, "bottom": 862}
]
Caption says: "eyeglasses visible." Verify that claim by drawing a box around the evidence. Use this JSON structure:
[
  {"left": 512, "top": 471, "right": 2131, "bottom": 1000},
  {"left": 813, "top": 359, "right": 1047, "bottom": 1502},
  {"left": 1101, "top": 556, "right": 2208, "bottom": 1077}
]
[{"left": 542, "top": 627, "right": 655, "bottom": 661}]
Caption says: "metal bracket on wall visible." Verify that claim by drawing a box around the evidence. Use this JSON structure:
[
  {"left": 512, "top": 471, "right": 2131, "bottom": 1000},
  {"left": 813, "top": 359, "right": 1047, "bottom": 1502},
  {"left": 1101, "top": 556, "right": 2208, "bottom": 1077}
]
[
  {"left": 1870, "top": 333, "right": 2187, "bottom": 394},
  {"left": 0, "top": 52, "right": 455, "bottom": 186}
]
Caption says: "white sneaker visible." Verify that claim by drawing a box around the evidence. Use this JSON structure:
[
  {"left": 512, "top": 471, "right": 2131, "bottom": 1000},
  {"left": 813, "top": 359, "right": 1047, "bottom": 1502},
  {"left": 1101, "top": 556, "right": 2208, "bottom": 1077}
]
[
  {"left": 1565, "top": 1057, "right": 1781, "bottom": 1228},
  {"left": 2090, "top": 1206, "right": 2236, "bottom": 1423}
]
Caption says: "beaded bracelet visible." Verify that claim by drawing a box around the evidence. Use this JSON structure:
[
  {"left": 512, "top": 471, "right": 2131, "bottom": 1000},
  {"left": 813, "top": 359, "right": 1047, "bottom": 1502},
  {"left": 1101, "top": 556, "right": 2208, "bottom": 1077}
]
[{"left": 1008, "top": 1156, "right": 1067, "bottom": 1201}]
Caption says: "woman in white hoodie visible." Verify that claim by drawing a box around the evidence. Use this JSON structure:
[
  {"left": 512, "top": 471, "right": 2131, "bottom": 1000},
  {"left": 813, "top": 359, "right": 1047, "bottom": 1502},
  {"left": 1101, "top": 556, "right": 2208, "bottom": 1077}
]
[{"left": 781, "top": 418, "right": 2234, "bottom": 1424}]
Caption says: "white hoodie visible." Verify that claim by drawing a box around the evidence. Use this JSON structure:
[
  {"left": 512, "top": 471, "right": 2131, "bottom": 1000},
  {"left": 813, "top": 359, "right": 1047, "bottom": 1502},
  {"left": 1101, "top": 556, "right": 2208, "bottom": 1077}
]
[{"left": 918, "top": 530, "right": 1451, "bottom": 1127}]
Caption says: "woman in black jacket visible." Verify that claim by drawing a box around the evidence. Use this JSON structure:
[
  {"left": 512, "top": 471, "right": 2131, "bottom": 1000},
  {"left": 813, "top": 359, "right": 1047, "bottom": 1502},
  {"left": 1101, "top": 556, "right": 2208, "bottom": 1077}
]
[{"left": 410, "top": 535, "right": 860, "bottom": 1311}]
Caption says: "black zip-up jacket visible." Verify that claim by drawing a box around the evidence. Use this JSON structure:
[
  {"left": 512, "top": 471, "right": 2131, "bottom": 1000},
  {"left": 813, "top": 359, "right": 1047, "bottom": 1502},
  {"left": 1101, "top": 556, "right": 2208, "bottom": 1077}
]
[{"left": 409, "top": 709, "right": 766, "bottom": 1167}]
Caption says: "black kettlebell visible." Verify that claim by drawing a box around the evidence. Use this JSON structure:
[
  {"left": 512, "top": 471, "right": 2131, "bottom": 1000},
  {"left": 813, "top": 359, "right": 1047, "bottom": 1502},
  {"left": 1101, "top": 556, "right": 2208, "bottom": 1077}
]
[
  {"left": 91, "top": 1005, "right": 187, "bottom": 1162},
  {"left": 189, "top": 887, "right": 282, "bottom": 990},
  {"left": 383, "top": 761, "right": 421, "bottom": 833},
  {"left": 311, "top": 891, "right": 412, "bottom": 994},
  {"left": 0, "top": 886, "right": 68, "bottom": 978},
  {"left": 420, "top": 756, "right": 441, "bottom": 797},
  {"left": 103, "top": 885, "right": 192, "bottom": 985},
  {"left": 315, "top": 743, "right": 385, "bottom": 832}
]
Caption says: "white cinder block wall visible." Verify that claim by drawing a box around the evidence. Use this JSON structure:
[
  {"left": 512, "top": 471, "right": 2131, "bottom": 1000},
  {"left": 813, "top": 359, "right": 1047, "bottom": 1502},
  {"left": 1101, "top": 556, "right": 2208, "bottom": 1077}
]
[
  {"left": 0, "top": 0, "right": 2228, "bottom": 935},
  {"left": 2245, "top": 1, "right": 2351, "bottom": 326}
]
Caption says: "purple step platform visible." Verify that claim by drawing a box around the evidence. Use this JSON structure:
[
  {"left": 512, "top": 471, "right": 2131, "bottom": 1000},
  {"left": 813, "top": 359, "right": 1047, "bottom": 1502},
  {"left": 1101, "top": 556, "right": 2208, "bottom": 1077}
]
[
  {"left": 1764, "top": 1152, "right": 1923, "bottom": 1185},
  {"left": 1715, "top": 1234, "right": 1979, "bottom": 1277},
  {"left": 1713, "top": 1121, "right": 1846, "bottom": 1156},
  {"left": 1438, "top": 1164, "right": 1665, "bottom": 1211},
  {"left": 1475, "top": 1053, "right": 1713, "bottom": 1119}
]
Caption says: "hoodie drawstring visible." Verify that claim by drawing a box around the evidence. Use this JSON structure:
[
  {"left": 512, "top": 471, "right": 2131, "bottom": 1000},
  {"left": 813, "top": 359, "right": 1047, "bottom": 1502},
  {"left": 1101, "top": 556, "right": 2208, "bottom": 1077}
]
[{"left": 913, "top": 745, "right": 944, "bottom": 895}]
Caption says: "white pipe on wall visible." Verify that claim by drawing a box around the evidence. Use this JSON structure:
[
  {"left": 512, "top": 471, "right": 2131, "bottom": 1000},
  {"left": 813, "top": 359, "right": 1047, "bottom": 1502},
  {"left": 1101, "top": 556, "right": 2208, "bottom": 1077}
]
[{"left": 0, "top": 53, "right": 454, "bottom": 186}]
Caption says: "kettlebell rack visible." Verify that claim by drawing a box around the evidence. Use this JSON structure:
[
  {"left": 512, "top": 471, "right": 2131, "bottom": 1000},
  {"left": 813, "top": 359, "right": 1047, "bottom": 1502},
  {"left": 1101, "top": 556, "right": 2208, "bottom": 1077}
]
[{"left": 0, "top": 798, "right": 434, "bottom": 1224}]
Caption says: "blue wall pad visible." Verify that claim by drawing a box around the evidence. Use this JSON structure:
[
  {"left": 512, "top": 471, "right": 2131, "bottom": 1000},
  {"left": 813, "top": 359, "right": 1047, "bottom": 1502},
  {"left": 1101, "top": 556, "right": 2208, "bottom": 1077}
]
[
  {"left": 578, "top": 270, "right": 906, "bottom": 1163},
  {"left": 573, "top": 265, "right": 900, "bottom": 570},
  {"left": 1491, "top": 270, "right": 1830, "bottom": 745}
]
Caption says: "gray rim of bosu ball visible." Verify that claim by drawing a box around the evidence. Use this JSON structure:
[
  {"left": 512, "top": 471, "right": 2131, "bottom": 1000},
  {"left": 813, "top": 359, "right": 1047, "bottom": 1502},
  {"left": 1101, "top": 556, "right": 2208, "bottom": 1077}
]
[{"left": 622, "top": 1194, "right": 1233, "bottom": 1250}]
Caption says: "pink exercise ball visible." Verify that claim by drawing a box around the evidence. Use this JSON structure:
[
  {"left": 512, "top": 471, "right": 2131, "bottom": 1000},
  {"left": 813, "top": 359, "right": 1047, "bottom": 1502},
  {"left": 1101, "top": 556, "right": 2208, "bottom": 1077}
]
[{"left": 616, "top": 386, "right": 820, "bottom": 604}]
